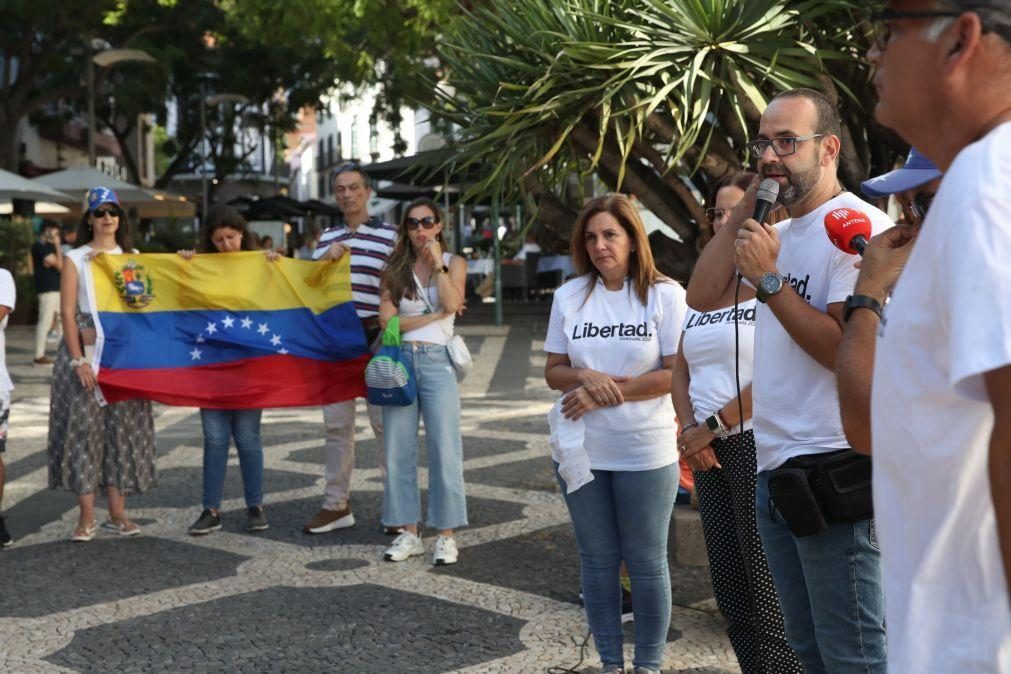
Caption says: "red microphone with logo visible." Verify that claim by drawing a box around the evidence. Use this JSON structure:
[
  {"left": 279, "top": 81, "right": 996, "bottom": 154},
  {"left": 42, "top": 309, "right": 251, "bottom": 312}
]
[{"left": 824, "top": 207, "right": 872, "bottom": 256}]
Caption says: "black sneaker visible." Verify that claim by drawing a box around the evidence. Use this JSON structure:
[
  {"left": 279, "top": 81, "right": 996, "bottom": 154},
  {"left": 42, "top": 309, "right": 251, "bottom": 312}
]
[
  {"left": 0, "top": 515, "right": 12, "bottom": 547},
  {"left": 246, "top": 506, "right": 269, "bottom": 532},
  {"left": 188, "top": 509, "right": 221, "bottom": 535}
]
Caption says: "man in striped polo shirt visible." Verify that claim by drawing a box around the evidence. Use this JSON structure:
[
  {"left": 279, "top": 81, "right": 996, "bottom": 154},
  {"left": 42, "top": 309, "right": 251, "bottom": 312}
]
[{"left": 304, "top": 163, "right": 397, "bottom": 535}]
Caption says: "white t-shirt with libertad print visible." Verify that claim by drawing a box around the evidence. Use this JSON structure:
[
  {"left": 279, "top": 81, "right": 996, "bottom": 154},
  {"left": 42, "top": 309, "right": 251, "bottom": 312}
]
[
  {"left": 872, "top": 122, "right": 1011, "bottom": 673},
  {"left": 0, "top": 268, "right": 15, "bottom": 394},
  {"left": 752, "top": 192, "right": 892, "bottom": 472},
  {"left": 681, "top": 299, "right": 756, "bottom": 433},
  {"left": 544, "top": 275, "right": 687, "bottom": 471}
]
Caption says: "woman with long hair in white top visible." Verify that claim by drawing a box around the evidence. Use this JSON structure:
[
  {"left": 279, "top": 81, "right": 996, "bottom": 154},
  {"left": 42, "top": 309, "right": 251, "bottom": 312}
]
[
  {"left": 544, "top": 194, "right": 688, "bottom": 674},
  {"left": 378, "top": 197, "right": 468, "bottom": 566}
]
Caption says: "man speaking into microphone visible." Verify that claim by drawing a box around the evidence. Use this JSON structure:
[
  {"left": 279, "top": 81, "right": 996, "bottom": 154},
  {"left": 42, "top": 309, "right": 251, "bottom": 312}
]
[{"left": 687, "top": 88, "right": 892, "bottom": 673}]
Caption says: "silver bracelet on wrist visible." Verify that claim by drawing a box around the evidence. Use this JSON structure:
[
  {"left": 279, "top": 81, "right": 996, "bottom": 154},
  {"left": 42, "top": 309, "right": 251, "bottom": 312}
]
[{"left": 71, "top": 357, "right": 89, "bottom": 369}]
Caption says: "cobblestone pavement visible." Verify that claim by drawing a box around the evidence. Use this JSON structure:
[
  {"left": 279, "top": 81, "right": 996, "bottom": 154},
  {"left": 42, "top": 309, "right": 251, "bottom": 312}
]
[{"left": 1, "top": 308, "right": 739, "bottom": 673}]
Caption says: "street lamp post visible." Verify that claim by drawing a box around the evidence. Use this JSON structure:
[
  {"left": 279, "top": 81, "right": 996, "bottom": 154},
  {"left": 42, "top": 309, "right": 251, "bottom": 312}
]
[
  {"left": 199, "top": 92, "right": 250, "bottom": 221},
  {"left": 86, "top": 43, "right": 156, "bottom": 167}
]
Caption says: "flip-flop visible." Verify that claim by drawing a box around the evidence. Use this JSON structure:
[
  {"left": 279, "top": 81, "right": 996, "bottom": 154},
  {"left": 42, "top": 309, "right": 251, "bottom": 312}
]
[
  {"left": 70, "top": 522, "right": 98, "bottom": 542},
  {"left": 101, "top": 519, "right": 141, "bottom": 537}
]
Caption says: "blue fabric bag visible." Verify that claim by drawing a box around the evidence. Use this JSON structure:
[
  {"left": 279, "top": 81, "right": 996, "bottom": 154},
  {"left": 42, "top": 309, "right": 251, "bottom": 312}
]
[{"left": 364, "top": 316, "right": 416, "bottom": 406}]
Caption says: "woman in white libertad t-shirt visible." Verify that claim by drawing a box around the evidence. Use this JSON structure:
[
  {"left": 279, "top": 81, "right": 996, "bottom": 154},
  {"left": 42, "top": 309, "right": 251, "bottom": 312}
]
[
  {"left": 544, "top": 194, "right": 686, "bottom": 674},
  {"left": 670, "top": 173, "right": 801, "bottom": 673}
]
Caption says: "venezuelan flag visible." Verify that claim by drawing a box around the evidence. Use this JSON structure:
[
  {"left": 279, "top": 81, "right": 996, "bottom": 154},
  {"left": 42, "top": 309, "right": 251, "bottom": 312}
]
[{"left": 88, "top": 251, "right": 369, "bottom": 408}]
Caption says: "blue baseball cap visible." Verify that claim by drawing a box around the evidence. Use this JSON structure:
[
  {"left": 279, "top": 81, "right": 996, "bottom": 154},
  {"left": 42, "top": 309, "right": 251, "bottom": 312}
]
[
  {"left": 861, "top": 148, "right": 941, "bottom": 198},
  {"left": 84, "top": 186, "right": 121, "bottom": 213}
]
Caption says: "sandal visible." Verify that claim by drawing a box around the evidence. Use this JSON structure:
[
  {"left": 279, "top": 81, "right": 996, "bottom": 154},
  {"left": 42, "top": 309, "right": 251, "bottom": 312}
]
[
  {"left": 101, "top": 518, "right": 141, "bottom": 537},
  {"left": 70, "top": 522, "right": 98, "bottom": 542}
]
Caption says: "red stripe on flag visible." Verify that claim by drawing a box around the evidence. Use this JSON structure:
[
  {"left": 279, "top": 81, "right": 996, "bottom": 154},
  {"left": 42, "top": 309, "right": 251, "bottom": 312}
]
[{"left": 97, "top": 354, "right": 370, "bottom": 409}]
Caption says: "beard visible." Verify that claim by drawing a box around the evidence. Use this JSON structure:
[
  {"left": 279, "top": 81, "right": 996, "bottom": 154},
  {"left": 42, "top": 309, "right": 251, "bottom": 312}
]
[{"left": 765, "top": 150, "right": 821, "bottom": 206}]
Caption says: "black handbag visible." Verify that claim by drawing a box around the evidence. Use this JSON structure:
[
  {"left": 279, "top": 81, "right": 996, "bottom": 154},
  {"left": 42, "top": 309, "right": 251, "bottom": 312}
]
[{"left": 768, "top": 449, "right": 873, "bottom": 538}]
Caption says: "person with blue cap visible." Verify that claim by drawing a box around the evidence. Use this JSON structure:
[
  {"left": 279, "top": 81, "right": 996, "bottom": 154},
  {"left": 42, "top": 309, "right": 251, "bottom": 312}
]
[
  {"left": 47, "top": 186, "right": 157, "bottom": 542},
  {"left": 860, "top": 147, "right": 942, "bottom": 227}
]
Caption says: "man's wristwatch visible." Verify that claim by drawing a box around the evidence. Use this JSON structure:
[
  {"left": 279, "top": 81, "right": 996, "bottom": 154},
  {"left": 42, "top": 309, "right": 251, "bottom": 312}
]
[
  {"left": 756, "top": 272, "right": 785, "bottom": 303},
  {"left": 705, "top": 411, "right": 730, "bottom": 437},
  {"left": 843, "top": 294, "right": 884, "bottom": 322}
]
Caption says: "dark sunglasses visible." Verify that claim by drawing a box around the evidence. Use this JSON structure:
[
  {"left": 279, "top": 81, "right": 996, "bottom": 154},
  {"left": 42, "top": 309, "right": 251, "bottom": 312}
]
[
  {"left": 406, "top": 216, "right": 438, "bottom": 230},
  {"left": 91, "top": 207, "right": 120, "bottom": 218},
  {"left": 909, "top": 191, "right": 935, "bottom": 222}
]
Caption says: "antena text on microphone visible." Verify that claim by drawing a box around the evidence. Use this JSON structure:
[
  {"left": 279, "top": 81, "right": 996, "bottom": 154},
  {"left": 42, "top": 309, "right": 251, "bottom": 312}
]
[{"left": 824, "top": 207, "right": 872, "bottom": 256}]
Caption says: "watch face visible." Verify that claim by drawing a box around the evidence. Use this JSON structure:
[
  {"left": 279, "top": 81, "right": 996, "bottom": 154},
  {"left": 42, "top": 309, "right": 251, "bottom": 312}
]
[
  {"left": 706, "top": 417, "right": 719, "bottom": 432},
  {"left": 760, "top": 273, "right": 783, "bottom": 295}
]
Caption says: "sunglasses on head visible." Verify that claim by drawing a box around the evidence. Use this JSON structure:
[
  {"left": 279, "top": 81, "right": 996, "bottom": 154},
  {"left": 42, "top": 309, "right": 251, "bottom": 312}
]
[
  {"left": 406, "top": 216, "right": 438, "bottom": 230},
  {"left": 91, "top": 207, "right": 119, "bottom": 218}
]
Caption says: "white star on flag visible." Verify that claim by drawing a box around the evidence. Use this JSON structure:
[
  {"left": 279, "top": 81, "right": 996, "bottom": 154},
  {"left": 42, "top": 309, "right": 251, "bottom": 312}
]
[
  {"left": 240, "top": 317, "right": 253, "bottom": 329},
  {"left": 206, "top": 321, "right": 218, "bottom": 335},
  {"left": 196, "top": 335, "right": 205, "bottom": 343},
  {"left": 270, "top": 334, "right": 282, "bottom": 346},
  {"left": 221, "top": 316, "right": 235, "bottom": 329},
  {"left": 257, "top": 323, "right": 269, "bottom": 335},
  {"left": 190, "top": 348, "right": 202, "bottom": 360},
  {"left": 278, "top": 348, "right": 289, "bottom": 355}
]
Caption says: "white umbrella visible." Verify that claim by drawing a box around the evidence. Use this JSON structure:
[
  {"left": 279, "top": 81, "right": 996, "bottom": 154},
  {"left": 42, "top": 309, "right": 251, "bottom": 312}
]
[
  {"left": 33, "top": 167, "right": 157, "bottom": 204},
  {"left": 32, "top": 167, "right": 195, "bottom": 218},
  {"left": 0, "top": 168, "right": 74, "bottom": 203}
]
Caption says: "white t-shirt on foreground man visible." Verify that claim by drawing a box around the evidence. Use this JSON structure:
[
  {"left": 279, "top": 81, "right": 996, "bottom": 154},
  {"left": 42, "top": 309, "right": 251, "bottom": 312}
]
[{"left": 873, "top": 121, "right": 1011, "bottom": 673}]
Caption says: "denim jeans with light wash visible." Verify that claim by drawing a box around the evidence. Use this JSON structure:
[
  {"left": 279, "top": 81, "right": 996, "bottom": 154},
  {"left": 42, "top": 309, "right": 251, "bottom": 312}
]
[
  {"left": 557, "top": 462, "right": 678, "bottom": 671},
  {"left": 382, "top": 344, "right": 467, "bottom": 530},
  {"left": 755, "top": 470, "right": 887, "bottom": 674},
  {"left": 200, "top": 408, "right": 264, "bottom": 510}
]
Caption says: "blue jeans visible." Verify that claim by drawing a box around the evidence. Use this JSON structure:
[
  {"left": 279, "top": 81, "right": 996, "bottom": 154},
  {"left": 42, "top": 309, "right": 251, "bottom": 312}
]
[
  {"left": 558, "top": 462, "right": 677, "bottom": 671},
  {"left": 200, "top": 409, "right": 264, "bottom": 510},
  {"left": 382, "top": 344, "right": 467, "bottom": 530},
  {"left": 755, "top": 470, "right": 887, "bottom": 673}
]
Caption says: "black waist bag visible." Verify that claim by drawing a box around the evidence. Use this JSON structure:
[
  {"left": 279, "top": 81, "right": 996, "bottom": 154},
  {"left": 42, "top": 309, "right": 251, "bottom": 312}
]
[{"left": 769, "top": 449, "right": 873, "bottom": 538}]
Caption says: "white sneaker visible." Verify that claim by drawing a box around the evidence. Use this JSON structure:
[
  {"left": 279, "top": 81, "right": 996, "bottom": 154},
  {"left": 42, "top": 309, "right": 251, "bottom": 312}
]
[
  {"left": 432, "top": 535, "right": 459, "bottom": 566},
  {"left": 383, "top": 531, "right": 424, "bottom": 562}
]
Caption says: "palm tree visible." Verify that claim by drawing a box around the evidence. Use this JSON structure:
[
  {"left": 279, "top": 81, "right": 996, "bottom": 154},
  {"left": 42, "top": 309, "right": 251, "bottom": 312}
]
[{"left": 429, "top": 0, "right": 899, "bottom": 279}]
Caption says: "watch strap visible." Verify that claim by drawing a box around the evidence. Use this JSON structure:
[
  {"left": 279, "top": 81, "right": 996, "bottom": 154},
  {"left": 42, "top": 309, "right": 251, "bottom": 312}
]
[{"left": 843, "top": 294, "right": 883, "bottom": 322}]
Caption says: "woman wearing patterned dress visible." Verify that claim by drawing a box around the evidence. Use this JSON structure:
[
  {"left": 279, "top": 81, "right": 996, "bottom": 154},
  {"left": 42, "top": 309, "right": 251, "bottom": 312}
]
[
  {"left": 48, "top": 187, "right": 156, "bottom": 542},
  {"left": 670, "top": 173, "right": 801, "bottom": 673}
]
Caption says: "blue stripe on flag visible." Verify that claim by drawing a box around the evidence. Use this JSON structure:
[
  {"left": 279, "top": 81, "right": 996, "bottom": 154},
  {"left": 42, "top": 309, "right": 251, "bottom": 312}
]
[{"left": 99, "top": 302, "right": 367, "bottom": 370}]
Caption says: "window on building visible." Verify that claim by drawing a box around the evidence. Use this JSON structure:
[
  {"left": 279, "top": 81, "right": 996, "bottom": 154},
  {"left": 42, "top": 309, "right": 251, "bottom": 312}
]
[
  {"left": 317, "top": 173, "right": 326, "bottom": 198},
  {"left": 327, "top": 135, "right": 334, "bottom": 166},
  {"left": 317, "top": 141, "right": 324, "bottom": 170}
]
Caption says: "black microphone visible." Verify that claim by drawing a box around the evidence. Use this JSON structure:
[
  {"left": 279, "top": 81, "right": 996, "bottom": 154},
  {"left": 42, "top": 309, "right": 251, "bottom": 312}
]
[{"left": 753, "top": 178, "right": 780, "bottom": 224}]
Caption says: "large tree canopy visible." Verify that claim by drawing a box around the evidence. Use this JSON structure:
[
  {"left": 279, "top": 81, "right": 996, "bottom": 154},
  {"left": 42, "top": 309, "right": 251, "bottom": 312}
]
[
  {"left": 1, "top": 0, "right": 458, "bottom": 187},
  {"left": 428, "top": 0, "right": 903, "bottom": 280}
]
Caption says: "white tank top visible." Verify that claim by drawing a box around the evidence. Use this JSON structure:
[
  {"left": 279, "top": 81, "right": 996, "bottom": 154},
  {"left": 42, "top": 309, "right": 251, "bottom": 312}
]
[{"left": 400, "top": 252, "right": 456, "bottom": 344}]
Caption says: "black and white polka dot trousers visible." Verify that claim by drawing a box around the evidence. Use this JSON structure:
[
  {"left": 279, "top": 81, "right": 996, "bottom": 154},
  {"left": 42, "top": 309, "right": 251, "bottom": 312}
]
[{"left": 693, "top": 430, "right": 804, "bottom": 674}]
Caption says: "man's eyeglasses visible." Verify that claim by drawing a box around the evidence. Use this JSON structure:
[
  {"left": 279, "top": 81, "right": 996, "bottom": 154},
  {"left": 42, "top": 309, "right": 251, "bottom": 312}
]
[
  {"left": 406, "top": 216, "right": 438, "bottom": 230},
  {"left": 909, "top": 191, "right": 935, "bottom": 222},
  {"left": 91, "top": 207, "right": 119, "bottom": 218},
  {"left": 869, "top": 9, "right": 961, "bottom": 51},
  {"left": 705, "top": 208, "right": 729, "bottom": 223},
  {"left": 746, "top": 134, "right": 825, "bottom": 159}
]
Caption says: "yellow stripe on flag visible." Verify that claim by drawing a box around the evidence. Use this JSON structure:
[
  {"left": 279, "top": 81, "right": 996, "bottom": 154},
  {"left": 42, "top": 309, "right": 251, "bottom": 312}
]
[{"left": 90, "top": 251, "right": 354, "bottom": 314}]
